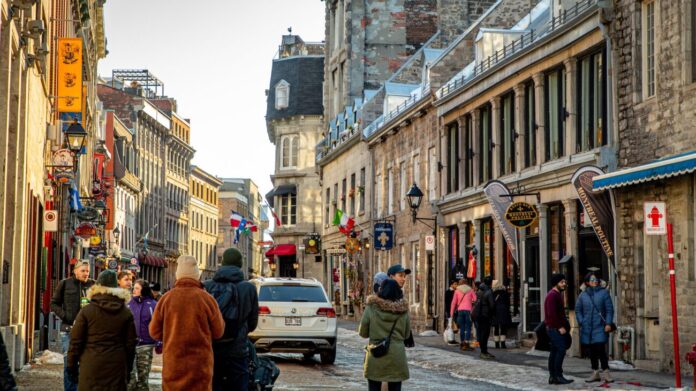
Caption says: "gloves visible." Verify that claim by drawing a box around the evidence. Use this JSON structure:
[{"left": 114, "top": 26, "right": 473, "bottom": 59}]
[{"left": 154, "top": 341, "right": 163, "bottom": 355}]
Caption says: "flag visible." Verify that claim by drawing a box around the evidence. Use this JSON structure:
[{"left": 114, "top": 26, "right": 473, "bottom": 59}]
[
  {"left": 230, "top": 211, "right": 244, "bottom": 227},
  {"left": 245, "top": 222, "right": 258, "bottom": 232},
  {"left": 69, "top": 186, "right": 83, "bottom": 212},
  {"left": 332, "top": 209, "right": 354, "bottom": 235},
  {"left": 269, "top": 206, "right": 281, "bottom": 227}
]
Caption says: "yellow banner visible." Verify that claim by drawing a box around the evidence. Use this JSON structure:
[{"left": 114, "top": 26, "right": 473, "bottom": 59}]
[{"left": 57, "top": 38, "right": 83, "bottom": 113}]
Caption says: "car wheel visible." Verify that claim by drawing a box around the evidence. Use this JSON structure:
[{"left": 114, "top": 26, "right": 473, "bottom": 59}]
[
  {"left": 320, "top": 346, "right": 336, "bottom": 365},
  {"left": 302, "top": 352, "right": 315, "bottom": 360}
]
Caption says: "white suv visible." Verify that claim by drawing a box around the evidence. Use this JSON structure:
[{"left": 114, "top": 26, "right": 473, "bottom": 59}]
[{"left": 248, "top": 277, "right": 337, "bottom": 364}]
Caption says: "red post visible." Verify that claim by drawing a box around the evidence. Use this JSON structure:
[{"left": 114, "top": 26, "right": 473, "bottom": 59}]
[{"left": 667, "top": 223, "right": 682, "bottom": 387}]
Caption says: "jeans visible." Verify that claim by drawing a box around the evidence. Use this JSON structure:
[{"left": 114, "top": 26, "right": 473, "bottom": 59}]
[
  {"left": 477, "top": 318, "right": 491, "bottom": 354},
  {"left": 61, "top": 331, "right": 77, "bottom": 391},
  {"left": 368, "top": 380, "right": 402, "bottom": 391},
  {"left": 212, "top": 353, "right": 249, "bottom": 391},
  {"left": 456, "top": 310, "right": 472, "bottom": 342},
  {"left": 587, "top": 343, "right": 609, "bottom": 370},
  {"left": 547, "top": 328, "right": 567, "bottom": 378}
]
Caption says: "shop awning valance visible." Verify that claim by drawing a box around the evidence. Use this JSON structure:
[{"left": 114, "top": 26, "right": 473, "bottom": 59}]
[
  {"left": 265, "top": 244, "right": 296, "bottom": 258},
  {"left": 265, "top": 184, "right": 297, "bottom": 208},
  {"left": 139, "top": 255, "right": 167, "bottom": 267},
  {"left": 593, "top": 150, "right": 696, "bottom": 191}
]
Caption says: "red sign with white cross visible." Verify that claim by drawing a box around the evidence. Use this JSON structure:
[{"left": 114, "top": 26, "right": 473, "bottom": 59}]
[{"left": 644, "top": 202, "right": 667, "bottom": 235}]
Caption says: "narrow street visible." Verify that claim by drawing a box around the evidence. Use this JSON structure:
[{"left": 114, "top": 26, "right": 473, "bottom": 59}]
[{"left": 16, "top": 326, "right": 685, "bottom": 390}]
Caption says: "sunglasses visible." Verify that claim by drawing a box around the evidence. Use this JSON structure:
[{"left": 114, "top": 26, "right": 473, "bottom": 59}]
[{"left": 589, "top": 277, "right": 598, "bottom": 283}]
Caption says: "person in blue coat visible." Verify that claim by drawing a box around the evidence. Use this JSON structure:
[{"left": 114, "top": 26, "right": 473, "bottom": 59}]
[{"left": 575, "top": 272, "right": 614, "bottom": 383}]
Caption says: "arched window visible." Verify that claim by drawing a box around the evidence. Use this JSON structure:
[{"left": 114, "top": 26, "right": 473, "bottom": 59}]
[
  {"left": 280, "top": 135, "right": 298, "bottom": 169},
  {"left": 275, "top": 80, "right": 290, "bottom": 110}
]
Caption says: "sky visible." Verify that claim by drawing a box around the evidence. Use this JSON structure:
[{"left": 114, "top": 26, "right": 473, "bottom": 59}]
[{"left": 98, "top": 0, "right": 326, "bottom": 197}]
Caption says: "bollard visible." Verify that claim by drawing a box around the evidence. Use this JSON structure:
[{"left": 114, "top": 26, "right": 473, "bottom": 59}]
[{"left": 685, "top": 344, "right": 696, "bottom": 386}]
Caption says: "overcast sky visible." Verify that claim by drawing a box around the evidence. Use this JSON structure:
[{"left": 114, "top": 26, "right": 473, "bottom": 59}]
[{"left": 98, "top": 0, "right": 326, "bottom": 197}]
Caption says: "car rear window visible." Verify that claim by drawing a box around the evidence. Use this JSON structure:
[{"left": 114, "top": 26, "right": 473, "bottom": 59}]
[{"left": 259, "top": 284, "right": 328, "bottom": 303}]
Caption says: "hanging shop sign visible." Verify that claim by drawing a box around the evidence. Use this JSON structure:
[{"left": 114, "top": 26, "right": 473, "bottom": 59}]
[
  {"left": 108, "top": 259, "right": 118, "bottom": 270},
  {"left": 77, "top": 207, "right": 99, "bottom": 222},
  {"left": 52, "top": 149, "right": 75, "bottom": 183},
  {"left": 57, "top": 38, "right": 83, "bottom": 113},
  {"left": 483, "top": 181, "right": 519, "bottom": 263},
  {"left": 44, "top": 210, "right": 58, "bottom": 232},
  {"left": 345, "top": 237, "right": 360, "bottom": 254},
  {"left": 130, "top": 258, "right": 138, "bottom": 265},
  {"left": 505, "top": 202, "right": 538, "bottom": 228},
  {"left": 74, "top": 223, "right": 96, "bottom": 239},
  {"left": 373, "top": 223, "right": 394, "bottom": 250},
  {"left": 571, "top": 166, "right": 616, "bottom": 267}
]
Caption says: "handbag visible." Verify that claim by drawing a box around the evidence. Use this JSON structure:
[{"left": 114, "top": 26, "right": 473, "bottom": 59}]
[
  {"left": 404, "top": 331, "right": 415, "bottom": 348},
  {"left": 588, "top": 291, "right": 617, "bottom": 332},
  {"left": 368, "top": 316, "right": 400, "bottom": 358}
]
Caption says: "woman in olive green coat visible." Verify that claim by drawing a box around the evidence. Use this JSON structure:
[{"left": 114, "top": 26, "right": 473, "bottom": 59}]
[{"left": 359, "top": 278, "right": 411, "bottom": 391}]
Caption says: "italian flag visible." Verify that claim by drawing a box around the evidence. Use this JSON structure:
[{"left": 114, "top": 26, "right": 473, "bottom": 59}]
[{"left": 332, "top": 209, "right": 355, "bottom": 235}]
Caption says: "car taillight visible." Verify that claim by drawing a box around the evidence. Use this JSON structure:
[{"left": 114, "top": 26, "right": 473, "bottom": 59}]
[
  {"left": 316, "top": 307, "right": 336, "bottom": 318},
  {"left": 259, "top": 306, "right": 271, "bottom": 315}
]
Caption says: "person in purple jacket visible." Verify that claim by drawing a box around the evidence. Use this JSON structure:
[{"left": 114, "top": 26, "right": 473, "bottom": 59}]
[{"left": 127, "top": 279, "right": 158, "bottom": 391}]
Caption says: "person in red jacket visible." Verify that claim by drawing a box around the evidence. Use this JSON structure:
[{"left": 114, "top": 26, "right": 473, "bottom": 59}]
[{"left": 544, "top": 273, "right": 574, "bottom": 385}]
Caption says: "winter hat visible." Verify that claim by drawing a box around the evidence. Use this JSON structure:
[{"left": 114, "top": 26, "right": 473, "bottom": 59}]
[
  {"left": 176, "top": 255, "right": 200, "bottom": 280},
  {"left": 550, "top": 273, "right": 566, "bottom": 287},
  {"left": 378, "top": 279, "right": 403, "bottom": 301},
  {"left": 373, "top": 272, "right": 388, "bottom": 294},
  {"left": 96, "top": 270, "right": 118, "bottom": 288},
  {"left": 387, "top": 264, "right": 411, "bottom": 276},
  {"left": 483, "top": 275, "right": 493, "bottom": 287},
  {"left": 222, "top": 248, "right": 243, "bottom": 267}
]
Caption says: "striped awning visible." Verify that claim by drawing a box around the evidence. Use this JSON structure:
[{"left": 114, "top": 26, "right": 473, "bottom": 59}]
[{"left": 593, "top": 151, "right": 696, "bottom": 191}]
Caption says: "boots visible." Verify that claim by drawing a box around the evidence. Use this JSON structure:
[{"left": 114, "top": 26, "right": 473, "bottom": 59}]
[
  {"left": 460, "top": 342, "right": 468, "bottom": 351},
  {"left": 585, "top": 370, "right": 601, "bottom": 383},
  {"left": 493, "top": 335, "right": 500, "bottom": 348},
  {"left": 500, "top": 335, "right": 507, "bottom": 349},
  {"left": 601, "top": 369, "right": 613, "bottom": 383}
]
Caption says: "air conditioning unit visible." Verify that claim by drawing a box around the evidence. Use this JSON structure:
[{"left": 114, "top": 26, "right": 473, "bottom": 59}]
[{"left": 46, "top": 124, "right": 57, "bottom": 142}]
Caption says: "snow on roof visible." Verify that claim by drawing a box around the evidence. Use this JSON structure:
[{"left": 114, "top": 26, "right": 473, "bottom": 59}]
[{"left": 385, "top": 82, "right": 419, "bottom": 97}]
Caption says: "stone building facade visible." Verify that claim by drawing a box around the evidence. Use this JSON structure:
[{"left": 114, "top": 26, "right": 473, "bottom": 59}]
[
  {"left": 265, "top": 34, "right": 325, "bottom": 283},
  {"left": 190, "top": 166, "right": 222, "bottom": 281},
  {"left": 590, "top": 0, "right": 696, "bottom": 374}
]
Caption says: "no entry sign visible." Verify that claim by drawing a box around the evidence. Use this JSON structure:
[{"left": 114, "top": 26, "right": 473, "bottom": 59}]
[{"left": 644, "top": 202, "right": 667, "bottom": 235}]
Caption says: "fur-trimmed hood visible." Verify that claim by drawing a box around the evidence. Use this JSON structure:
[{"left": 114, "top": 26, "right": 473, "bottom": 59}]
[
  {"left": 365, "top": 294, "right": 409, "bottom": 313},
  {"left": 456, "top": 284, "right": 472, "bottom": 294},
  {"left": 87, "top": 285, "right": 131, "bottom": 313}
]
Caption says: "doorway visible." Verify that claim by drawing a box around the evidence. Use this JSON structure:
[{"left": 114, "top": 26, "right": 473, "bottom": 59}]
[
  {"left": 578, "top": 232, "right": 608, "bottom": 282},
  {"left": 279, "top": 255, "right": 297, "bottom": 278},
  {"left": 525, "top": 236, "right": 541, "bottom": 331}
]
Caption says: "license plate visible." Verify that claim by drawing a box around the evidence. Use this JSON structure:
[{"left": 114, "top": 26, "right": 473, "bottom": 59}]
[{"left": 285, "top": 317, "right": 302, "bottom": 326}]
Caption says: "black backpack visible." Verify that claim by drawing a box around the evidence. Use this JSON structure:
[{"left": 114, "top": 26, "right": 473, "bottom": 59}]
[
  {"left": 248, "top": 340, "right": 280, "bottom": 390},
  {"left": 205, "top": 281, "right": 240, "bottom": 336}
]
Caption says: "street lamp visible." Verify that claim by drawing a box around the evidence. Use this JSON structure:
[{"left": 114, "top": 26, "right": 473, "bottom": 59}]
[
  {"left": 406, "top": 184, "right": 425, "bottom": 223},
  {"left": 64, "top": 121, "right": 88, "bottom": 153},
  {"left": 113, "top": 226, "right": 120, "bottom": 243}
]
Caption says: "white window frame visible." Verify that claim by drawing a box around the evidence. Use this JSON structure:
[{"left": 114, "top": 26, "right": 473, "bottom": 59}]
[
  {"left": 428, "top": 147, "right": 437, "bottom": 201},
  {"left": 280, "top": 135, "right": 298, "bottom": 169},
  {"left": 399, "top": 162, "right": 406, "bottom": 211},
  {"left": 411, "top": 241, "right": 420, "bottom": 303},
  {"left": 642, "top": 0, "right": 657, "bottom": 99},
  {"left": 279, "top": 193, "right": 297, "bottom": 226},
  {"left": 387, "top": 169, "right": 394, "bottom": 215},
  {"left": 275, "top": 80, "right": 290, "bottom": 110}
]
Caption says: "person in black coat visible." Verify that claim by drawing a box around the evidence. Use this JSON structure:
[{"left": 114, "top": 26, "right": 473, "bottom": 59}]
[
  {"left": 476, "top": 276, "right": 496, "bottom": 359},
  {"left": 444, "top": 280, "right": 458, "bottom": 328},
  {"left": 492, "top": 280, "right": 512, "bottom": 349}
]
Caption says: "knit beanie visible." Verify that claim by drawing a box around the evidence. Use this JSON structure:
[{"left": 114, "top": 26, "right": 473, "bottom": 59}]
[
  {"left": 176, "top": 255, "right": 200, "bottom": 280},
  {"left": 96, "top": 270, "right": 118, "bottom": 288},
  {"left": 222, "top": 248, "right": 243, "bottom": 268},
  {"left": 372, "top": 272, "right": 388, "bottom": 294},
  {"left": 550, "top": 273, "right": 566, "bottom": 287}
]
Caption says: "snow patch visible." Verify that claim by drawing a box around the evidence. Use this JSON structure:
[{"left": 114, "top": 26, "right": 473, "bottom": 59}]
[
  {"left": 418, "top": 330, "right": 439, "bottom": 337},
  {"left": 35, "top": 350, "right": 63, "bottom": 365},
  {"left": 609, "top": 360, "right": 636, "bottom": 371}
]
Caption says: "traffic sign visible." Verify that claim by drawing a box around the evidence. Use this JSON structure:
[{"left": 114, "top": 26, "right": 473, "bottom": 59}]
[
  {"left": 644, "top": 202, "right": 667, "bottom": 235},
  {"left": 424, "top": 235, "right": 435, "bottom": 251}
]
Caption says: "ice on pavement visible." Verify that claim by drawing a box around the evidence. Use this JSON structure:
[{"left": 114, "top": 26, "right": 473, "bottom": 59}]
[
  {"left": 337, "top": 328, "right": 662, "bottom": 390},
  {"left": 418, "top": 330, "right": 439, "bottom": 337},
  {"left": 35, "top": 350, "right": 63, "bottom": 365},
  {"left": 609, "top": 360, "right": 636, "bottom": 371}
]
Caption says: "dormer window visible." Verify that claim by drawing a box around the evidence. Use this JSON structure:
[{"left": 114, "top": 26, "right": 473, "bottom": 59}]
[{"left": 275, "top": 80, "right": 290, "bottom": 110}]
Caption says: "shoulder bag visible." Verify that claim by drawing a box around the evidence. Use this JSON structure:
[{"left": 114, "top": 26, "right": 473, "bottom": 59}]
[
  {"left": 367, "top": 315, "right": 401, "bottom": 357},
  {"left": 588, "top": 291, "right": 617, "bottom": 332}
]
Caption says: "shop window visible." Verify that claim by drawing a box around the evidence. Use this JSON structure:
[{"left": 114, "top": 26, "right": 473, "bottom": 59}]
[
  {"left": 448, "top": 226, "right": 460, "bottom": 282},
  {"left": 481, "top": 220, "right": 495, "bottom": 279},
  {"left": 545, "top": 68, "right": 566, "bottom": 161},
  {"left": 548, "top": 204, "right": 566, "bottom": 289},
  {"left": 479, "top": 105, "right": 493, "bottom": 183},
  {"left": 411, "top": 242, "right": 421, "bottom": 303},
  {"left": 500, "top": 92, "right": 516, "bottom": 176},
  {"left": 577, "top": 48, "right": 607, "bottom": 151},
  {"left": 447, "top": 122, "right": 459, "bottom": 193}
]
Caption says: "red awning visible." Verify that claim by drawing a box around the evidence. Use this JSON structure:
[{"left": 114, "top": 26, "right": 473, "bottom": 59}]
[
  {"left": 140, "top": 255, "right": 167, "bottom": 267},
  {"left": 265, "top": 244, "right": 296, "bottom": 257}
]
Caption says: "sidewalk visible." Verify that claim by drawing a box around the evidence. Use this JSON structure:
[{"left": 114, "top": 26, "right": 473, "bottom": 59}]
[{"left": 338, "top": 319, "right": 693, "bottom": 390}]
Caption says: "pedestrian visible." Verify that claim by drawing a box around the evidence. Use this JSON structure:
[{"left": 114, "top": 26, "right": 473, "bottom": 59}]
[
  {"left": 444, "top": 279, "right": 458, "bottom": 329},
  {"left": 149, "top": 255, "right": 225, "bottom": 391},
  {"left": 450, "top": 279, "right": 476, "bottom": 351},
  {"left": 545, "top": 273, "right": 574, "bottom": 385},
  {"left": 203, "top": 248, "right": 259, "bottom": 391},
  {"left": 0, "top": 332, "right": 16, "bottom": 391},
  {"left": 387, "top": 264, "right": 410, "bottom": 289},
  {"left": 575, "top": 272, "right": 614, "bottom": 383},
  {"left": 492, "top": 279, "right": 512, "bottom": 349},
  {"left": 127, "top": 279, "right": 158, "bottom": 391},
  {"left": 150, "top": 282, "right": 162, "bottom": 301},
  {"left": 475, "top": 276, "right": 495, "bottom": 359},
  {"left": 118, "top": 271, "right": 133, "bottom": 291},
  {"left": 373, "top": 272, "right": 388, "bottom": 294},
  {"left": 66, "top": 270, "right": 137, "bottom": 391},
  {"left": 360, "top": 279, "right": 410, "bottom": 391},
  {"left": 50, "top": 260, "right": 94, "bottom": 391}
]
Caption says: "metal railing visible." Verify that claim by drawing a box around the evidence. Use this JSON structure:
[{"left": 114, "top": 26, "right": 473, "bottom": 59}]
[
  {"left": 363, "top": 84, "right": 430, "bottom": 139},
  {"left": 437, "top": 0, "right": 597, "bottom": 100}
]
